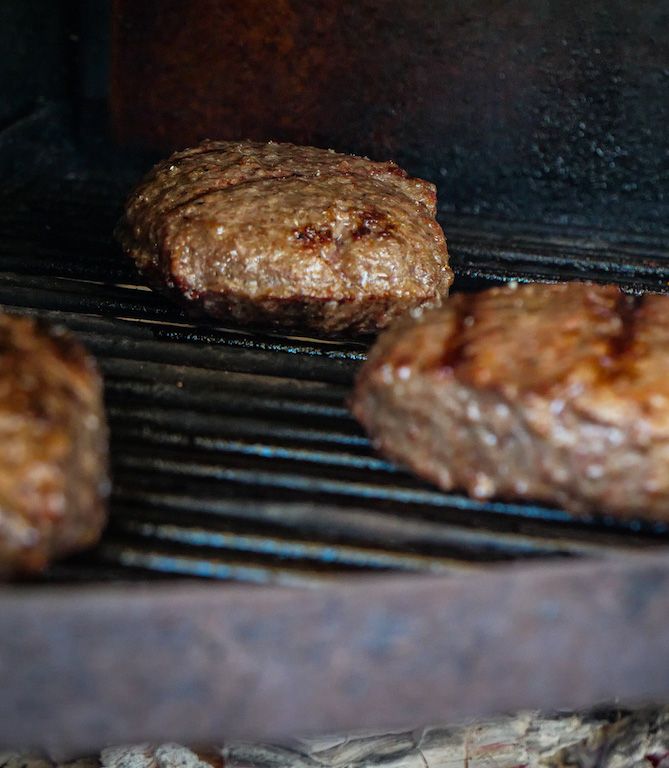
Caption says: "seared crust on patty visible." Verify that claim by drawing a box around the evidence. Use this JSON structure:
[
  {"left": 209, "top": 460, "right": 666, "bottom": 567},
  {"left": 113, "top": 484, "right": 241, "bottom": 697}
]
[
  {"left": 116, "top": 140, "right": 453, "bottom": 335},
  {"left": 0, "top": 315, "right": 109, "bottom": 575},
  {"left": 352, "top": 281, "right": 669, "bottom": 519}
]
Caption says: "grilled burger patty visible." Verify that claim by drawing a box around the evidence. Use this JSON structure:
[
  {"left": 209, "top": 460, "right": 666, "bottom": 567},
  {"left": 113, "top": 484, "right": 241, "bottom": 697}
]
[
  {"left": 116, "top": 140, "right": 453, "bottom": 335},
  {"left": 0, "top": 315, "right": 109, "bottom": 575},
  {"left": 352, "top": 281, "right": 669, "bottom": 519}
]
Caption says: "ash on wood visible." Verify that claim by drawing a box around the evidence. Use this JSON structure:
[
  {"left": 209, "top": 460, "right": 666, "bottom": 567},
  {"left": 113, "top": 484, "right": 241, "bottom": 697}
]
[{"left": 5, "top": 705, "right": 669, "bottom": 768}]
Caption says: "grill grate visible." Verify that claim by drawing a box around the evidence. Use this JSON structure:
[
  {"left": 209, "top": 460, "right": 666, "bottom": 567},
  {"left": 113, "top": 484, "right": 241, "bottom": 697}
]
[{"left": 3, "top": 177, "right": 669, "bottom": 586}]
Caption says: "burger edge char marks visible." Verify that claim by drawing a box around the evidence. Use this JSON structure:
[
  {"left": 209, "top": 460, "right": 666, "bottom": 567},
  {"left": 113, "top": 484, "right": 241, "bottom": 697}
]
[
  {"left": 116, "top": 140, "right": 453, "bottom": 335},
  {"left": 352, "top": 281, "right": 669, "bottom": 520}
]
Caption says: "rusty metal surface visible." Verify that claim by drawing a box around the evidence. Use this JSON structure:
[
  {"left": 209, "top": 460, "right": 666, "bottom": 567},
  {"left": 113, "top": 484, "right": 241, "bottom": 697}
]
[
  {"left": 3, "top": 552, "right": 669, "bottom": 755},
  {"left": 109, "top": 0, "right": 669, "bottom": 233}
]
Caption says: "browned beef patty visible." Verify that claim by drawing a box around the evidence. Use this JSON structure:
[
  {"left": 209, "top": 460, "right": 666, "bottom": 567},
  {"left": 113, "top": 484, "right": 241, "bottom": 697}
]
[
  {"left": 0, "top": 315, "right": 109, "bottom": 575},
  {"left": 352, "top": 281, "right": 669, "bottom": 519},
  {"left": 116, "top": 140, "right": 453, "bottom": 335}
]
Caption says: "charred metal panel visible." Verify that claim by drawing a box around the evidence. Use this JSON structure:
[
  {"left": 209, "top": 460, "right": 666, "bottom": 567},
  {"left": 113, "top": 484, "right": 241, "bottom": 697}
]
[{"left": 111, "top": 0, "right": 669, "bottom": 231}]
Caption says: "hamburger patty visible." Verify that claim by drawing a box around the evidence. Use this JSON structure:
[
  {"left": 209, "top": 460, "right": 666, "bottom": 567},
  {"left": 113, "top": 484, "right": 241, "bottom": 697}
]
[
  {"left": 0, "top": 315, "right": 109, "bottom": 575},
  {"left": 116, "top": 140, "right": 453, "bottom": 335},
  {"left": 351, "top": 281, "right": 669, "bottom": 519}
]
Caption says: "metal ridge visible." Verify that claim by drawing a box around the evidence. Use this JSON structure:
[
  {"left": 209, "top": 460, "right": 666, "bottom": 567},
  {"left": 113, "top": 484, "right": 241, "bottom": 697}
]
[{"left": 3, "top": 553, "right": 669, "bottom": 754}]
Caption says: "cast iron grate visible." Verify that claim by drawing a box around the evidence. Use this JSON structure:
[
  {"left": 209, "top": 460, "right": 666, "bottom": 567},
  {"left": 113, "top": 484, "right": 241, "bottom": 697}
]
[{"left": 2, "top": 176, "right": 669, "bottom": 585}]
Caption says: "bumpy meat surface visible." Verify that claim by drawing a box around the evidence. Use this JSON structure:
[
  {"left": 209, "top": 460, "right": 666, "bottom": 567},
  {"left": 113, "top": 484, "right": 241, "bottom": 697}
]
[
  {"left": 0, "top": 315, "right": 109, "bottom": 575},
  {"left": 352, "top": 281, "right": 669, "bottom": 519},
  {"left": 116, "top": 140, "right": 453, "bottom": 335}
]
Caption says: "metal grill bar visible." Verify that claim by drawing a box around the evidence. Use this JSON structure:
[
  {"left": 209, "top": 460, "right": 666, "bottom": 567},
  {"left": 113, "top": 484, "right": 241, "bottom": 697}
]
[{"left": 444, "top": 217, "right": 669, "bottom": 292}]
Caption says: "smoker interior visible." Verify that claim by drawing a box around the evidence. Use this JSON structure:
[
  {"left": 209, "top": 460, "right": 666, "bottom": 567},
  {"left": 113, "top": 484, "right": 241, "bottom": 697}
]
[
  {"left": 2, "top": 111, "right": 669, "bottom": 588},
  {"left": 4, "top": 3, "right": 669, "bottom": 756}
]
